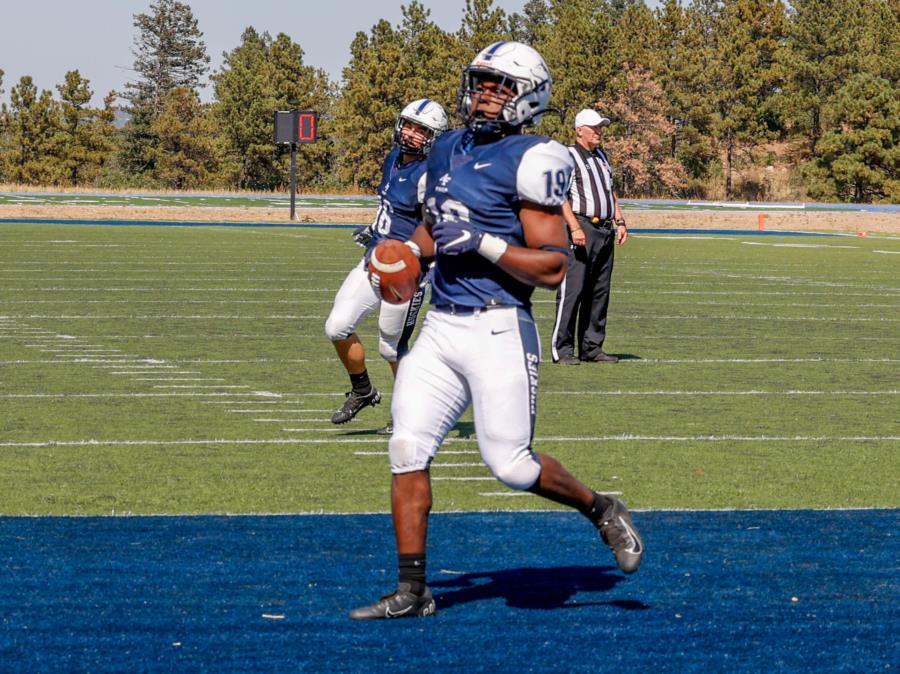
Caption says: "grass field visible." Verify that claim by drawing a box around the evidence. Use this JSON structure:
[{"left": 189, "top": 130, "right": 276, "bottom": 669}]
[{"left": 0, "top": 222, "right": 897, "bottom": 515}]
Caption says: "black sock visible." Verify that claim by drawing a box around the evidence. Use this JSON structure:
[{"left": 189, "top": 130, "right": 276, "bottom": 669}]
[
  {"left": 398, "top": 553, "right": 426, "bottom": 595},
  {"left": 349, "top": 370, "right": 372, "bottom": 396}
]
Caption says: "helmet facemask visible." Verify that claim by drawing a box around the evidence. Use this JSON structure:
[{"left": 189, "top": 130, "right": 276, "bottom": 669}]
[
  {"left": 393, "top": 117, "right": 436, "bottom": 156},
  {"left": 457, "top": 65, "right": 550, "bottom": 134}
]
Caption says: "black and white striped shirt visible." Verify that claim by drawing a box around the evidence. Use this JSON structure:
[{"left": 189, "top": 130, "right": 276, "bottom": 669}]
[{"left": 567, "top": 144, "right": 614, "bottom": 221}]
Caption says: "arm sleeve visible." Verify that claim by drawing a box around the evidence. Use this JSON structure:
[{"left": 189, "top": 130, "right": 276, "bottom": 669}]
[{"left": 516, "top": 140, "right": 575, "bottom": 206}]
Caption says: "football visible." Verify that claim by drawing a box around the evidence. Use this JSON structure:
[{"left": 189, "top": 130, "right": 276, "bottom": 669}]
[{"left": 368, "top": 239, "right": 421, "bottom": 305}]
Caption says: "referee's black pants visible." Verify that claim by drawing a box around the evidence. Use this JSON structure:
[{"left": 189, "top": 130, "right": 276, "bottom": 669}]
[{"left": 551, "top": 215, "right": 615, "bottom": 361}]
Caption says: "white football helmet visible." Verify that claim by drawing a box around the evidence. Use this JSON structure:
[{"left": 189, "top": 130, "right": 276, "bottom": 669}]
[
  {"left": 458, "top": 41, "right": 553, "bottom": 132},
  {"left": 393, "top": 99, "right": 449, "bottom": 155}
]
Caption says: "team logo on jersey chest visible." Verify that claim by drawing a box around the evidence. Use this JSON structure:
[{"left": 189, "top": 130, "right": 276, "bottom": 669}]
[{"left": 436, "top": 173, "right": 452, "bottom": 193}]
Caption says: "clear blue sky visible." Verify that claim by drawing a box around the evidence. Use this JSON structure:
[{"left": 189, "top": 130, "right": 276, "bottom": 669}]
[{"left": 0, "top": 0, "right": 552, "bottom": 105}]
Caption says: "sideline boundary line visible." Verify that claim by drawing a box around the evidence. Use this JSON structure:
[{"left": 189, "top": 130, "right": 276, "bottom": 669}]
[{"left": 0, "top": 506, "right": 896, "bottom": 518}]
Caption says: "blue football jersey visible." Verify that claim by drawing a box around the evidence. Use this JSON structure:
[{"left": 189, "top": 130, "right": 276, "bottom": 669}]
[
  {"left": 424, "top": 129, "right": 574, "bottom": 309},
  {"left": 368, "top": 147, "right": 428, "bottom": 251}
]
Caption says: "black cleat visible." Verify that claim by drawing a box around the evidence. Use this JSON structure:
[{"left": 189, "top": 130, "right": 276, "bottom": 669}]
[
  {"left": 375, "top": 418, "right": 393, "bottom": 435},
  {"left": 331, "top": 387, "right": 382, "bottom": 424},
  {"left": 592, "top": 494, "right": 644, "bottom": 574},
  {"left": 555, "top": 354, "right": 581, "bottom": 365},
  {"left": 349, "top": 583, "right": 436, "bottom": 620}
]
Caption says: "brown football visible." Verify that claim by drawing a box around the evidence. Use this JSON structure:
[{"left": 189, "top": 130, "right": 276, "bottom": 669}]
[{"left": 368, "top": 239, "right": 422, "bottom": 305}]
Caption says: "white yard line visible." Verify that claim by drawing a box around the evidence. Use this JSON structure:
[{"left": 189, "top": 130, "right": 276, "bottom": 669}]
[
  {"left": 111, "top": 371, "right": 201, "bottom": 375},
  {"left": 132, "top": 377, "right": 226, "bottom": 382},
  {"left": 355, "top": 450, "right": 478, "bottom": 456},
  {"left": 1, "top": 435, "right": 895, "bottom": 448},
  {"left": 252, "top": 418, "right": 330, "bottom": 422},
  {"left": 478, "top": 492, "right": 534, "bottom": 497},
  {"left": 0, "top": 314, "right": 324, "bottom": 320},
  {"left": 280, "top": 428, "right": 354, "bottom": 433},
  {"left": 152, "top": 385, "right": 251, "bottom": 389},
  {"left": 741, "top": 242, "right": 860, "bottom": 249},
  {"left": 1, "top": 354, "right": 896, "bottom": 365},
  {"left": 620, "top": 358, "right": 900, "bottom": 364},
  {"left": 546, "top": 390, "right": 898, "bottom": 396},
  {"left": 3, "top": 389, "right": 895, "bottom": 399},
  {"left": 201, "top": 400, "right": 291, "bottom": 405},
  {"left": 228, "top": 409, "right": 330, "bottom": 413},
  {"left": 93, "top": 364, "right": 178, "bottom": 369}
]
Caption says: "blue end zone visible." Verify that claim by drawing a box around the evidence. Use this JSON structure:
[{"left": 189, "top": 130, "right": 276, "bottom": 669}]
[
  {"left": 0, "top": 218, "right": 851, "bottom": 236},
  {"left": 0, "top": 510, "right": 896, "bottom": 672}
]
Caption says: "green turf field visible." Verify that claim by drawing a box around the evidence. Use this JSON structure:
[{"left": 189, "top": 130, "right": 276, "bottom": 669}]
[{"left": 0, "top": 223, "right": 897, "bottom": 515}]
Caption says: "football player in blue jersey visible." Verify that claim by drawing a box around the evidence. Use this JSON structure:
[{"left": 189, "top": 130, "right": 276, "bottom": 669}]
[
  {"left": 325, "top": 99, "right": 448, "bottom": 432},
  {"left": 350, "top": 42, "right": 644, "bottom": 621}
]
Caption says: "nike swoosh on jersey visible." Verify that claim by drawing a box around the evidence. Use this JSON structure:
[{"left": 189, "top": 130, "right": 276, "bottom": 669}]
[
  {"left": 445, "top": 230, "right": 472, "bottom": 249},
  {"left": 474, "top": 162, "right": 492, "bottom": 170},
  {"left": 490, "top": 328, "right": 512, "bottom": 335},
  {"left": 398, "top": 177, "right": 408, "bottom": 182}
]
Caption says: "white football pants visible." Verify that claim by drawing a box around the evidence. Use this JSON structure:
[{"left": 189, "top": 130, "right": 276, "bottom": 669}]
[
  {"left": 324, "top": 258, "right": 411, "bottom": 362},
  {"left": 389, "top": 306, "right": 543, "bottom": 490}
]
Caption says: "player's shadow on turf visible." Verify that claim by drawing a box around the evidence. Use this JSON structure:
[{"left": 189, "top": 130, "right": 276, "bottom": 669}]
[
  {"left": 452, "top": 421, "right": 475, "bottom": 438},
  {"left": 430, "top": 565, "right": 649, "bottom": 611},
  {"left": 340, "top": 421, "right": 478, "bottom": 438},
  {"left": 612, "top": 353, "right": 641, "bottom": 361}
]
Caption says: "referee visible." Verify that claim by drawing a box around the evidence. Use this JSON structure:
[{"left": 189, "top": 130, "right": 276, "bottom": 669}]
[{"left": 550, "top": 108, "right": 628, "bottom": 364}]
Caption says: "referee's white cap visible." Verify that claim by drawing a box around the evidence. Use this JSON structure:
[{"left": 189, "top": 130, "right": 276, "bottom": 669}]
[{"left": 574, "top": 109, "right": 611, "bottom": 128}]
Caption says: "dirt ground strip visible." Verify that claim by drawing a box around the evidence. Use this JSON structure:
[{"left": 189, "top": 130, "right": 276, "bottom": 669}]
[{"left": 1, "top": 204, "right": 899, "bottom": 233}]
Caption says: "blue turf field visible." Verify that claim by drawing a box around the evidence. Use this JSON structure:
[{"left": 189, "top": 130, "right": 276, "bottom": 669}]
[{"left": 1, "top": 510, "right": 896, "bottom": 672}]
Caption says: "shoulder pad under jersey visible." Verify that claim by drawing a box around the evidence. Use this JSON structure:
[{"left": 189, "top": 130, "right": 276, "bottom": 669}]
[{"left": 516, "top": 140, "right": 575, "bottom": 207}]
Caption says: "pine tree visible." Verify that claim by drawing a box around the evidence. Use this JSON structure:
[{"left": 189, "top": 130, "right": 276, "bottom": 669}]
[
  {"left": 120, "top": 0, "right": 210, "bottom": 178},
  {"left": 333, "top": 4, "right": 458, "bottom": 190},
  {"left": 508, "top": 0, "right": 552, "bottom": 44},
  {"left": 804, "top": 73, "right": 899, "bottom": 202},
  {"left": 55, "top": 71, "right": 117, "bottom": 185},
  {"left": 149, "top": 86, "right": 219, "bottom": 189},
  {"left": 334, "top": 22, "right": 406, "bottom": 190},
  {"left": 2, "top": 76, "right": 64, "bottom": 185},
  {"left": 398, "top": 1, "right": 460, "bottom": 106},
  {"left": 780, "top": 0, "right": 879, "bottom": 155},
  {"left": 605, "top": 0, "right": 646, "bottom": 21},
  {"left": 601, "top": 65, "right": 688, "bottom": 196},
  {"left": 535, "top": 0, "right": 615, "bottom": 142},
  {"left": 655, "top": 0, "right": 718, "bottom": 193},
  {"left": 708, "top": 0, "right": 786, "bottom": 197},
  {"left": 457, "top": 0, "right": 510, "bottom": 55},
  {"left": 213, "top": 29, "right": 333, "bottom": 190},
  {"left": 609, "top": 2, "right": 662, "bottom": 74}
]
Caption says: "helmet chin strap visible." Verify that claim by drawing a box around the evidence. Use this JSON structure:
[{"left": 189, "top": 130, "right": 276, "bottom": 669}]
[{"left": 470, "top": 119, "right": 521, "bottom": 142}]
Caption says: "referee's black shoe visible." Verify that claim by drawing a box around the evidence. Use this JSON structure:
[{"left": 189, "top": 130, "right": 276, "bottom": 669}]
[
  {"left": 349, "top": 583, "right": 436, "bottom": 620},
  {"left": 331, "top": 387, "right": 381, "bottom": 424},
  {"left": 582, "top": 351, "right": 618, "bottom": 363},
  {"left": 590, "top": 493, "right": 644, "bottom": 574}
]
